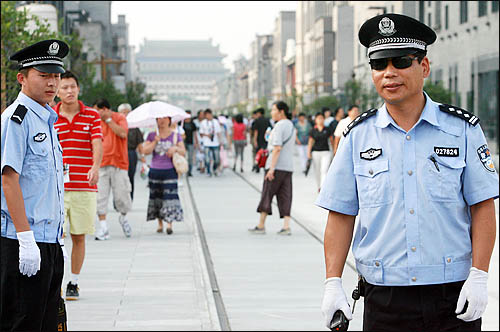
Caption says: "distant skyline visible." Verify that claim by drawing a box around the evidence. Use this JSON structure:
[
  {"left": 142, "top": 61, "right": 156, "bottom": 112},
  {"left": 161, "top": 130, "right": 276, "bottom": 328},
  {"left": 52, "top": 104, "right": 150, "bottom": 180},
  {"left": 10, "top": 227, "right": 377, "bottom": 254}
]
[{"left": 111, "top": 1, "right": 297, "bottom": 71}]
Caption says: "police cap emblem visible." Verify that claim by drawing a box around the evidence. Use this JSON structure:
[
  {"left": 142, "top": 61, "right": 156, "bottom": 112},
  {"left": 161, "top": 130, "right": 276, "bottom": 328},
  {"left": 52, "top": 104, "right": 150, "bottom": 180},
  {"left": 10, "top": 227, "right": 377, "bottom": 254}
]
[
  {"left": 378, "top": 17, "right": 396, "bottom": 36},
  {"left": 47, "top": 42, "right": 59, "bottom": 55},
  {"left": 477, "top": 144, "right": 496, "bottom": 173}
]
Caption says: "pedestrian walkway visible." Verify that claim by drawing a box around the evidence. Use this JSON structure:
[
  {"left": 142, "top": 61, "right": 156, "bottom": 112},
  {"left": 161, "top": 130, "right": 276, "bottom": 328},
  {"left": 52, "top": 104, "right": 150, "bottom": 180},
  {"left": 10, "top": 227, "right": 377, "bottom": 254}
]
[
  {"left": 62, "top": 177, "right": 218, "bottom": 331},
  {"left": 61, "top": 143, "right": 498, "bottom": 331},
  {"left": 188, "top": 167, "right": 362, "bottom": 330},
  {"left": 231, "top": 144, "right": 499, "bottom": 331}
]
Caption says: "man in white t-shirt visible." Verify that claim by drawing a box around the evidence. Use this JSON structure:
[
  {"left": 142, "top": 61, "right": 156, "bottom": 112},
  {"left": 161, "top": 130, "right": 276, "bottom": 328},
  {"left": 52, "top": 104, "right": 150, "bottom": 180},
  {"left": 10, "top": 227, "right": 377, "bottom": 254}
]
[
  {"left": 333, "top": 105, "right": 359, "bottom": 154},
  {"left": 199, "top": 109, "right": 222, "bottom": 176}
]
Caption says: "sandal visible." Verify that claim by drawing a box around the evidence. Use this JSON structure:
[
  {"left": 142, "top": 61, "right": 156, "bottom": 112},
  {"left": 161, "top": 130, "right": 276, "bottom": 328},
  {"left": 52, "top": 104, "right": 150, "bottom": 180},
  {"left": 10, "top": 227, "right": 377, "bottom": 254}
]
[{"left": 156, "top": 228, "right": 163, "bottom": 233}]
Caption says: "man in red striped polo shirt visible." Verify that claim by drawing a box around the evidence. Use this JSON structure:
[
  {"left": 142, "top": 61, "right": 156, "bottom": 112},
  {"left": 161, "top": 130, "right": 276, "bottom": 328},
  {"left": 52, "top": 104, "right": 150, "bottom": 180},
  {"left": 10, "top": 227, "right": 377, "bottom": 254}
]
[{"left": 54, "top": 71, "right": 103, "bottom": 301}]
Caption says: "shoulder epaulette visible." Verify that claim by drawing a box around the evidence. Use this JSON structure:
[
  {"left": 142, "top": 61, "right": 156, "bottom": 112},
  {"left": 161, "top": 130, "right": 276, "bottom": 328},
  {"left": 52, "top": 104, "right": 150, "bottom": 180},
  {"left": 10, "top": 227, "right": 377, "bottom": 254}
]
[
  {"left": 439, "top": 104, "right": 480, "bottom": 126},
  {"left": 343, "top": 108, "right": 378, "bottom": 137},
  {"left": 10, "top": 105, "right": 28, "bottom": 125}
]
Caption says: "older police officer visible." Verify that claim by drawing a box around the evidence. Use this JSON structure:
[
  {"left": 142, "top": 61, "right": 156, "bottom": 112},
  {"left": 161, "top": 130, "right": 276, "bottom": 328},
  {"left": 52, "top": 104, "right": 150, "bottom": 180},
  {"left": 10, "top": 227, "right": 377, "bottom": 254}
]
[
  {"left": 1, "top": 39, "right": 69, "bottom": 331},
  {"left": 317, "top": 14, "right": 499, "bottom": 331}
]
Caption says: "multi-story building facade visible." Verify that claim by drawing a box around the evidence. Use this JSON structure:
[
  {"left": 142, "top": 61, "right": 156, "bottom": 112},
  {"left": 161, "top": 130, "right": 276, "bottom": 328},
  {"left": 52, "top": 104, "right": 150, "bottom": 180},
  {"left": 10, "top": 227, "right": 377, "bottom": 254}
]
[
  {"left": 331, "top": 1, "right": 498, "bottom": 164},
  {"left": 247, "top": 34, "right": 274, "bottom": 109},
  {"left": 136, "top": 39, "right": 227, "bottom": 111},
  {"left": 295, "top": 1, "right": 334, "bottom": 106},
  {"left": 421, "top": 0, "right": 499, "bottom": 159},
  {"left": 271, "top": 11, "right": 296, "bottom": 101}
]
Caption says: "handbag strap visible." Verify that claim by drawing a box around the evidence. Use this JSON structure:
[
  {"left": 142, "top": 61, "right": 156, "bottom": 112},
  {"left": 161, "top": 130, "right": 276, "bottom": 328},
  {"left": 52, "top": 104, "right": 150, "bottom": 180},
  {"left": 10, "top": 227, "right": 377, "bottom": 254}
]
[{"left": 282, "top": 124, "right": 295, "bottom": 145}]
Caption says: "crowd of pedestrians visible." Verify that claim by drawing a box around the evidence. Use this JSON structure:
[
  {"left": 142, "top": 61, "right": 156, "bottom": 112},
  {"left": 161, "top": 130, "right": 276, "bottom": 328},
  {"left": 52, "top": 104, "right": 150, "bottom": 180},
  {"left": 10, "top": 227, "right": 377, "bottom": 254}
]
[{"left": 2, "top": 10, "right": 499, "bottom": 331}]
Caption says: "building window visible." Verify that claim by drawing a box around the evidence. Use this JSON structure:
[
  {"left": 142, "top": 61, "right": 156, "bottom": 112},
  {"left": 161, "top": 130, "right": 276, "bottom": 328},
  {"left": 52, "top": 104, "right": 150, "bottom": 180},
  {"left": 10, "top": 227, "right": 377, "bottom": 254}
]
[
  {"left": 493, "top": 1, "right": 499, "bottom": 12},
  {"left": 460, "top": 1, "right": 468, "bottom": 24},
  {"left": 445, "top": 5, "right": 449, "bottom": 30},
  {"left": 419, "top": 1, "right": 425, "bottom": 22},
  {"left": 435, "top": 1, "right": 442, "bottom": 29},
  {"left": 428, "top": 13, "right": 432, "bottom": 27},
  {"left": 478, "top": 70, "right": 499, "bottom": 155},
  {"left": 478, "top": 1, "right": 487, "bottom": 17}
]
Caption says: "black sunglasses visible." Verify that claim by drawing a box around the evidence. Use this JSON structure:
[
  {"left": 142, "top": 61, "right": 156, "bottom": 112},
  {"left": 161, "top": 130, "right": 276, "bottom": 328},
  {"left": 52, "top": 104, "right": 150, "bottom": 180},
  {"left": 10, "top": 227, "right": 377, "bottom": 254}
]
[{"left": 369, "top": 56, "right": 421, "bottom": 71}]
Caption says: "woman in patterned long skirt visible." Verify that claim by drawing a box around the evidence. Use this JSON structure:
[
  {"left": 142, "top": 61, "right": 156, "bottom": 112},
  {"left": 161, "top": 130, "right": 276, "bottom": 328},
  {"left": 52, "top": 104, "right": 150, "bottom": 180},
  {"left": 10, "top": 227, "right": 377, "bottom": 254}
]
[{"left": 142, "top": 116, "right": 186, "bottom": 234}]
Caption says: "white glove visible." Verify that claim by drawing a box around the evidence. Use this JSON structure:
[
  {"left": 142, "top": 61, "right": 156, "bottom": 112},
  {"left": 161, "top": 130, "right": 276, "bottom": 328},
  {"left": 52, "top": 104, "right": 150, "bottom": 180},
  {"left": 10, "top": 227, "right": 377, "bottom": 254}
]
[
  {"left": 17, "top": 231, "right": 41, "bottom": 277},
  {"left": 59, "top": 238, "right": 69, "bottom": 262},
  {"left": 321, "top": 277, "right": 352, "bottom": 328},
  {"left": 455, "top": 267, "right": 488, "bottom": 322}
]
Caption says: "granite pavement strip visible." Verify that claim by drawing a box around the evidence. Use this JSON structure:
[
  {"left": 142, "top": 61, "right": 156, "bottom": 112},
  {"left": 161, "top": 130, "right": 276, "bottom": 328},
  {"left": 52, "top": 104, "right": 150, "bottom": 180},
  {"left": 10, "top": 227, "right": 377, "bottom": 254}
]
[{"left": 62, "top": 144, "right": 498, "bottom": 331}]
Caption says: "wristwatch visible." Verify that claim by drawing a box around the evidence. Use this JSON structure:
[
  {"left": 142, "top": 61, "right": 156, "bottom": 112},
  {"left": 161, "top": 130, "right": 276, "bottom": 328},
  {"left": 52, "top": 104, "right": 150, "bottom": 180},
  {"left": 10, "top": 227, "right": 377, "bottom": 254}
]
[{"left": 105, "top": 118, "right": 112, "bottom": 123}]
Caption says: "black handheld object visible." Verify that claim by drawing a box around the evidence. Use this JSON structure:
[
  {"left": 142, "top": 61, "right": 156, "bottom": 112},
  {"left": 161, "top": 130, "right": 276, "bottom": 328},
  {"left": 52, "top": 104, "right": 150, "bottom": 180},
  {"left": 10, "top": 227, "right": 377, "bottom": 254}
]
[
  {"left": 329, "top": 310, "right": 349, "bottom": 331},
  {"left": 304, "top": 158, "right": 312, "bottom": 176}
]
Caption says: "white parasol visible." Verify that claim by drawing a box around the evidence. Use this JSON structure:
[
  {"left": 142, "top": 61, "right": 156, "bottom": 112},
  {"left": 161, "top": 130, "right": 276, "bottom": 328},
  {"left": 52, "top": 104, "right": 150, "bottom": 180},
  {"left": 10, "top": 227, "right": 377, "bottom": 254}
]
[{"left": 126, "top": 101, "right": 191, "bottom": 129}]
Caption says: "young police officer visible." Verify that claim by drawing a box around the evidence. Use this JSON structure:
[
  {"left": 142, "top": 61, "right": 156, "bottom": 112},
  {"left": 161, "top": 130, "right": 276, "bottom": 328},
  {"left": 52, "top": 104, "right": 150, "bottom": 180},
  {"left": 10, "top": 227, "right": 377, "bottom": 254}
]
[
  {"left": 1, "top": 39, "right": 69, "bottom": 331},
  {"left": 317, "top": 14, "right": 499, "bottom": 331}
]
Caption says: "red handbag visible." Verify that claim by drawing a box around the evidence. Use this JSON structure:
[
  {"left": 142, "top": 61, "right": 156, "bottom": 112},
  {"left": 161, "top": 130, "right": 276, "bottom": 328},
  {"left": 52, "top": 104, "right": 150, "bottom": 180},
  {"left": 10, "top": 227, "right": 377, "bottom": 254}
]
[{"left": 255, "top": 148, "right": 269, "bottom": 168}]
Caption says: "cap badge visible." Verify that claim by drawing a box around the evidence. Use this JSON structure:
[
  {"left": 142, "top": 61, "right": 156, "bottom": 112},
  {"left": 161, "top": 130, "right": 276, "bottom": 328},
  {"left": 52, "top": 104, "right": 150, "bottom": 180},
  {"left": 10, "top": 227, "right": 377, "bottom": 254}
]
[
  {"left": 47, "top": 42, "right": 59, "bottom": 55},
  {"left": 378, "top": 17, "right": 396, "bottom": 36}
]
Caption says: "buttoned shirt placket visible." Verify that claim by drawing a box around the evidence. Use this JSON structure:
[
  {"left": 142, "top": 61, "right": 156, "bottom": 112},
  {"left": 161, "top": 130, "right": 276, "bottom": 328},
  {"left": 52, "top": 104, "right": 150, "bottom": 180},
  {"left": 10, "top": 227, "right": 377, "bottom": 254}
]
[
  {"left": 403, "top": 125, "right": 420, "bottom": 283},
  {"left": 48, "top": 111, "right": 65, "bottom": 240}
]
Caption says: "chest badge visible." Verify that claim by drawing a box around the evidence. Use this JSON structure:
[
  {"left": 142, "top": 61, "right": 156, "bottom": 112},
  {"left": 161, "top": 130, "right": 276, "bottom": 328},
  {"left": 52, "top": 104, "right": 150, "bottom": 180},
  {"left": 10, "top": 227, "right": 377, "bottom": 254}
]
[
  {"left": 477, "top": 144, "right": 496, "bottom": 173},
  {"left": 434, "top": 147, "right": 459, "bottom": 157},
  {"left": 33, "top": 133, "right": 47, "bottom": 142},
  {"left": 360, "top": 148, "right": 382, "bottom": 161}
]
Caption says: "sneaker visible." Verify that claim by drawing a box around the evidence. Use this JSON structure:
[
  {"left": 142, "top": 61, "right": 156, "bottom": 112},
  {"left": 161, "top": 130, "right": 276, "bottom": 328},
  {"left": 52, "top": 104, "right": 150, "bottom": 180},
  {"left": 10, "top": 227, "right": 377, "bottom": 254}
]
[
  {"left": 248, "top": 226, "right": 266, "bottom": 234},
  {"left": 95, "top": 225, "right": 110, "bottom": 241},
  {"left": 66, "top": 282, "right": 79, "bottom": 301},
  {"left": 118, "top": 214, "right": 132, "bottom": 238},
  {"left": 277, "top": 228, "right": 292, "bottom": 236}
]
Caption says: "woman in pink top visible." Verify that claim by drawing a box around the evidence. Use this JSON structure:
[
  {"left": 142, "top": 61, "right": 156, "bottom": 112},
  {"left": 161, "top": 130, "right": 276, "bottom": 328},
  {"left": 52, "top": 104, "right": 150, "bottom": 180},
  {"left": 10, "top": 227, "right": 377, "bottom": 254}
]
[{"left": 232, "top": 114, "right": 247, "bottom": 172}]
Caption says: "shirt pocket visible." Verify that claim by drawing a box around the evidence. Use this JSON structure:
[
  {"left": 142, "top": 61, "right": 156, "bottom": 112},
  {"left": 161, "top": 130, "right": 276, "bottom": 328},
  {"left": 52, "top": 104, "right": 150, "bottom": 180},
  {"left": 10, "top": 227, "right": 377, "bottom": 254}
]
[
  {"left": 425, "top": 153, "right": 465, "bottom": 202},
  {"left": 354, "top": 159, "right": 392, "bottom": 208},
  {"left": 24, "top": 142, "right": 52, "bottom": 182}
]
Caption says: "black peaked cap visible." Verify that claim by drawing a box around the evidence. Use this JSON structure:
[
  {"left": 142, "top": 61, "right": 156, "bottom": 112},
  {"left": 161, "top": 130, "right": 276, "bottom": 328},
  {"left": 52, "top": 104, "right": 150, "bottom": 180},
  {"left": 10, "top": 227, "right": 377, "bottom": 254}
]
[
  {"left": 10, "top": 39, "right": 69, "bottom": 74},
  {"left": 359, "top": 13, "right": 437, "bottom": 59}
]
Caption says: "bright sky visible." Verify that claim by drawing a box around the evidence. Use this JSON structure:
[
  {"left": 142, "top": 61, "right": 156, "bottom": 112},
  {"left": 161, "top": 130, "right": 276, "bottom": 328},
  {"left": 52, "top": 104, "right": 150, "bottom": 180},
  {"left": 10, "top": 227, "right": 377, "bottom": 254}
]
[{"left": 111, "top": 1, "right": 297, "bottom": 71}]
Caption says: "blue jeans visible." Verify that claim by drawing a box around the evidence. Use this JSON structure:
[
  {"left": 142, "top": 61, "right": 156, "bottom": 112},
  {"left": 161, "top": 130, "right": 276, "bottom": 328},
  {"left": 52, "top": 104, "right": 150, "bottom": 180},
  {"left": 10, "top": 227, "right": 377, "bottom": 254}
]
[{"left": 204, "top": 146, "right": 220, "bottom": 174}]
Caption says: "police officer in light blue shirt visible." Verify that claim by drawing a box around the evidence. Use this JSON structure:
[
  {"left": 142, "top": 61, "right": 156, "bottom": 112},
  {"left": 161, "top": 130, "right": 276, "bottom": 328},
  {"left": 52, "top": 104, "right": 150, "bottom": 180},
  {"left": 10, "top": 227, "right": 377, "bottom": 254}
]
[
  {"left": 317, "top": 14, "right": 499, "bottom": 331},
  {"left": 1, "top": 39, "right": 69, "bottom": 331}
]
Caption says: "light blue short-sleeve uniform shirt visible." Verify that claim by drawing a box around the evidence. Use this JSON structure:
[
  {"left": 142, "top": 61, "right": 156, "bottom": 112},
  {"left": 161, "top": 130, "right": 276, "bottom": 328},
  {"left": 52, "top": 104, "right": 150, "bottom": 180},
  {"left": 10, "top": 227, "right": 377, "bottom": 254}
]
[
  {"left": 1, "top": 91, "right": 65, "bottom": 243},
  {"left": 316, "top": 93, "right": 499, "bottom": 286}
]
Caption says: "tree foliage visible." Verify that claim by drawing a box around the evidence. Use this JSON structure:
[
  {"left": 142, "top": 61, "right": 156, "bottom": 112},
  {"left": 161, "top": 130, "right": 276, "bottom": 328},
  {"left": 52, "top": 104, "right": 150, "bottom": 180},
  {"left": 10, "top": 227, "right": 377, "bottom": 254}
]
[
  {"left": 125, "top": 80, "right": 154, "bottom": 109},
  {"left": 343, "top": 78, "right": 382, "bottom": 111},
  {"left": 424, "top": 80, "right": 453, "bottom": 104},
  {"left": 303, "top": 95, "right": 339, "bottom": 115},
  {"left": 1, "top": 1, "right": 95, "bottom": 111}
]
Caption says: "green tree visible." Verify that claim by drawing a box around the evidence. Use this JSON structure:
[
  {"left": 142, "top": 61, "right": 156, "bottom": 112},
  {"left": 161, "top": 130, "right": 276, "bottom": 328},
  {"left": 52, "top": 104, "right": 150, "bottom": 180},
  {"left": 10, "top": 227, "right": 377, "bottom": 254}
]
[
  {"left": 303, "top": 95, "right": 339, "bottom": 115},
  {"left": 424, "top": 80, "right": 453, "bottom": 104},
  {"left": 125, "top": 80, "right": 154, "bottom": 109},
  {"left": 344, "top": 78, "right": 363, "bottom": 106},
  {"left": 80, "top": 80, "right": 127, "bottom": 111},
  {"left": 1, "top": 1, "right": 94, "bottom": 111}
]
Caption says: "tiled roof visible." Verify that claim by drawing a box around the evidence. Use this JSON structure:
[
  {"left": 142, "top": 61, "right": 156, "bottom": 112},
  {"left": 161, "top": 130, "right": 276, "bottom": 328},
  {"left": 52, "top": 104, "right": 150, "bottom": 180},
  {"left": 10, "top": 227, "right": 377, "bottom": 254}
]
[{"left": 138, "top": 40, "right": 226, "bottom": 58}]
